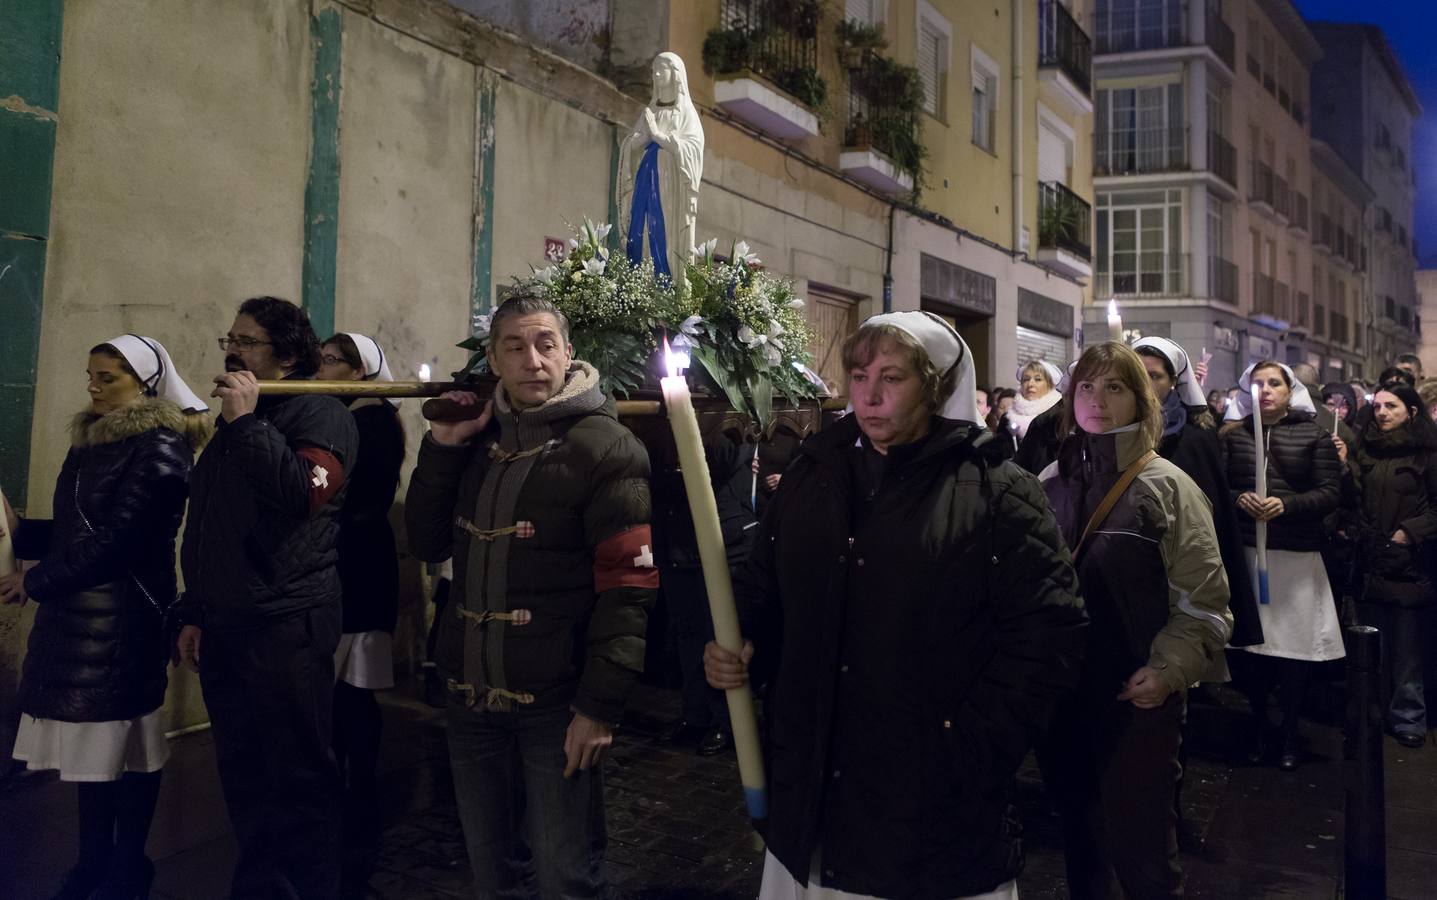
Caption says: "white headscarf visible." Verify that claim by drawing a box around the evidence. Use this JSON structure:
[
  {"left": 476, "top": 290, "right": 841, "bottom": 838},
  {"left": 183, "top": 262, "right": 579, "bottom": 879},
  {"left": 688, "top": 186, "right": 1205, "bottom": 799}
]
[
  {"left": 859, "top": 311, "right": 978, "bottom": 423},
  {"left": 649, "top": 52, "right": 704, "bottom": 192},
  {"left": 104, "top": 334, "right": 208, "bottom": 413},
  {"left": 1132, "top": 336, "right": 1207, "bottom": 407},
  {"left": 1223, "top": 360, "right": 1317, "bottom": 421},
  {"left": 340, "top": 332, "right": 398, "bottom": 407},
  {"left": 1016, "top": 360, "right": 1066, "bottom": 393}
]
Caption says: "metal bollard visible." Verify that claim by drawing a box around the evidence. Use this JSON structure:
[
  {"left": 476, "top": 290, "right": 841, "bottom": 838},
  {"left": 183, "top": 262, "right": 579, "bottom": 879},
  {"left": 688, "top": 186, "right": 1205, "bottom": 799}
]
[{"left": 1343, "top": 624, "right": 1386, "bottom": 900}]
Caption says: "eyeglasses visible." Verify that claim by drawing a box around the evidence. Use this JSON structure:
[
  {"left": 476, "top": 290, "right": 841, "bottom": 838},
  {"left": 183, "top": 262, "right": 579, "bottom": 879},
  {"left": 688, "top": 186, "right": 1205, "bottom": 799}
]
[
  {"left": 320, "top": 354, "right": 348, "bottom": 367},
  {"left": 217, "top": 337, "right": 272, "bottom": 351}
]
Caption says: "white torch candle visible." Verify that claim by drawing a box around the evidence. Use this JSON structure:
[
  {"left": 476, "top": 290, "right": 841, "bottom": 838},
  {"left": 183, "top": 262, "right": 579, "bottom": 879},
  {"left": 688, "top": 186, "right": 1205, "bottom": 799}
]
[
  {"left": 659, "top": 341, "right": 768, "bottom": 819},
  {"left": 1251, "top": 383, "right": 1271, "bottom": 604},
  {"left": 1107, "top": 299, "right": 1124, "bottom": 342}
]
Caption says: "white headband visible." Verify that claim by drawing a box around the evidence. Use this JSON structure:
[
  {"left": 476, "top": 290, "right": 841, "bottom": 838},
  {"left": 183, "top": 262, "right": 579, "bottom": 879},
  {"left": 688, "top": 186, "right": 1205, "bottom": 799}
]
[
  {"left": 1132, "top": 336, "right": 1207, "bottom": 407},
  {"left": 1223, "top": 361, "right": 1317, "bottom": 421},
  {"left": 340, "top": 332, "right": 398, "bottom": 407},
  {"left": 1017, "top": 359, "right": 1066, "bottom": 391},
  {"left": 104, "top": 334, "right": 208, "bottom": 414},
  {"left": 860, "top": 311, "right": 979, "bottom": 423}
]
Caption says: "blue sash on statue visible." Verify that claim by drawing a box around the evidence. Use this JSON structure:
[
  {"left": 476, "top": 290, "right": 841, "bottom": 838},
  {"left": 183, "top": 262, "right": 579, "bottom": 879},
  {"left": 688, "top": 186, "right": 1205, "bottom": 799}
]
[{"left": 626, "top": 141, "right": 670, "bottom": 279}]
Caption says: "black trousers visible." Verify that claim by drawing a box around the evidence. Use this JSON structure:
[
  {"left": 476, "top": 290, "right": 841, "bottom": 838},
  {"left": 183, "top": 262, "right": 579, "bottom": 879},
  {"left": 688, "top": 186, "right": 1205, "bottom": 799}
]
[
  {"left": 1040, "top": 690, "right": 1185, "bottom": 900},
  {"left": 661, "top": 566, "right": 730, "bottom": 731},
  {"left": 201, "top": 605, "right": 343, "bottom": 900}
]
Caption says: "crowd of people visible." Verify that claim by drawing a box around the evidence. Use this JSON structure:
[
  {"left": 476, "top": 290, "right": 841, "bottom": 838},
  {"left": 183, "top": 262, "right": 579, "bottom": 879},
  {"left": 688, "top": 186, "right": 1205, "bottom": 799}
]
[{"left": 1, "top": 291, "right": 1434, "bottom": 900}]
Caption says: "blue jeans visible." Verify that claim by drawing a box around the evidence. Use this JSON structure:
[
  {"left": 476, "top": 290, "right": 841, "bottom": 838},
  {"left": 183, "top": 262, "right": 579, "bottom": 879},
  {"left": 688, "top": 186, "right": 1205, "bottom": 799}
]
[
  {"left": 446, "top": 701, "right": 608, "bottom": 899},
  {"left": 1357, "top": 601, "right": 1428, "bottom": 737}
]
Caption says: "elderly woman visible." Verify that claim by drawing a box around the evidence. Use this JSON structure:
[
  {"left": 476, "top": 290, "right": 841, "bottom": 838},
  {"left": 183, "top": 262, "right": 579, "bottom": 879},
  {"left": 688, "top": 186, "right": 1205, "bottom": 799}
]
[
  {"left": 705, "top": 311, "right": 1086, "bottom": 900},
  {"left": 1007, "top": 360, "right": 1065, "bottom": 472},
  {"left": 316, "top": 333, "right": 406, "bottom": 872},
  {"left": 1221, "top": 361, "right": 1343, "bottom": 770},
  {"left": 1039, "top": 342, "right": 1232, "bottom": 900},
  {"left": 1, "top": 335, "right": 210, "bottom": 899}
]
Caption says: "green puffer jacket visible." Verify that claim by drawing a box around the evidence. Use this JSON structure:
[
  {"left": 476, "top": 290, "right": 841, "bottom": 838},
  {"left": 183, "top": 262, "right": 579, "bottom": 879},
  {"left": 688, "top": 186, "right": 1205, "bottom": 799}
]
[{"left": 405, "top": 363, "right": 657, "bottom": 725}]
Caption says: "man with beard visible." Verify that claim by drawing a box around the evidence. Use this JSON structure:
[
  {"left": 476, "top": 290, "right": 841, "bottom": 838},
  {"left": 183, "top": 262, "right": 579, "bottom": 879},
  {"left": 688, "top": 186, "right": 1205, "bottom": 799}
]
[{"left": 175, "top": 296, "right": 358, "bottom": 898}]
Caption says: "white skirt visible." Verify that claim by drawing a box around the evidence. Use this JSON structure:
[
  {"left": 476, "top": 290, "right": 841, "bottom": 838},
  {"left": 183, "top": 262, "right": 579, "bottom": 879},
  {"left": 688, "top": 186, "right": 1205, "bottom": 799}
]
[
  {"left": 12, "top": 709, "right": 169, "bottom": 782},
  {"left": 758, "top": 851, "right": 1018, "bottom": 900},
  {"left": 335, "top": 630, "right": 395, "bottom": 689},
  {"left": 1237, "top": 547, "right": 1346, "bottom": 662}
]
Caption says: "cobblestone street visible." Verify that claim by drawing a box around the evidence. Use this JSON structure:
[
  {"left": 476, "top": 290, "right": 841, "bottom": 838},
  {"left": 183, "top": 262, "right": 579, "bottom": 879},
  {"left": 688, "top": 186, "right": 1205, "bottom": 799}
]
[{"left": 4, "top": 678, "right": 1436, "bottom": 899}]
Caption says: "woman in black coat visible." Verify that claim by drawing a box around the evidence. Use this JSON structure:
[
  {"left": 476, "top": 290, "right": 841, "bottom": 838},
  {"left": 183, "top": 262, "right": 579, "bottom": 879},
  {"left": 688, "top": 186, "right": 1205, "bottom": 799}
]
[
  {"left": 704, "top": 312, "right": 1086, "bottom": 899},
  {"left": 1220, "top": 361, "right": 1343, "bottom": 770},
  {"left": 1, "top": 336, "right": 210, "bottom": 899},
  {"left": 1352, "top": 383, "right": 1437, "bottom": 748},
  {"left": 318, "top": 333, "right": 406, "bottom": 862}
]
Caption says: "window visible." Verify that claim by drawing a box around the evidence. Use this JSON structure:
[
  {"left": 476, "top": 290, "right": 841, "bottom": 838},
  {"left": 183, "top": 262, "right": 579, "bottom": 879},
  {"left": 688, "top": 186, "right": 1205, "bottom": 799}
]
[
  {"left": 845, "top": 0, "right": 881, "bottom": 24},
  {"left": 1096, "top": 189, "right": 1185, "bottom": 296},
  {"left": 916, "top": 4, "right": 951, "bottom": 118},
  {"left": 1096, "top": 82, "right": 1184, "bottom": 173},
  {"left": 970, "top": 44, "right": 999, "bottom": 152}
]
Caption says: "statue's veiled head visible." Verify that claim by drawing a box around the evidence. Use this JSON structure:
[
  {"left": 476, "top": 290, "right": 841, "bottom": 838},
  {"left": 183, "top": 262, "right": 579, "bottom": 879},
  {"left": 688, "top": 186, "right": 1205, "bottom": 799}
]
[{"left": 652, "top": 52, "right": 688, "bottom": 105}]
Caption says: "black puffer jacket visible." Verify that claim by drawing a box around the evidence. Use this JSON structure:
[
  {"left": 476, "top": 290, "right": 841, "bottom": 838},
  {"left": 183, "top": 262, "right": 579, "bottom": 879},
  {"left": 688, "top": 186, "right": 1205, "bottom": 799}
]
[
  {"left": 1220, "top": 411, "right": 1341, "bottom": 552},
  {"left": 336, "top": 400, "right": 405, "bottom": 633},
  {"left": 16, "top": 400, "right": 204, "bottom": 721},
  {"left": 180, "top": 382, "right": 358, "bottom": 632},
  {"left": 1354, "top": 424, "right": 1437, "bottom": 608},
  {"left": 740, "top": 415, "right": 1086, "bottom": 899}
]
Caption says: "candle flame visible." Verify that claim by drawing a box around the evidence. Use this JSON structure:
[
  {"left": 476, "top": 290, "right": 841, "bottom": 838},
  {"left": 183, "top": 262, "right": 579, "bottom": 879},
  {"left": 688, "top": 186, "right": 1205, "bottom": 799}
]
[
  {"left": 1107, "top": 299, "right": 1118, "bottom": 317},
  {"left": 418, "top": 363, "right": 432, "bottom": 381},
  {"left": 663, "top": 337, "right": 689, "bottom": 378}
]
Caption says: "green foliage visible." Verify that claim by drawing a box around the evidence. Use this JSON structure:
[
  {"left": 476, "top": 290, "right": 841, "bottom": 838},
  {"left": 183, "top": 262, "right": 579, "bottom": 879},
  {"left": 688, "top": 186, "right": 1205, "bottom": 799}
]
[
  {"left": 844, "top": 54, "right": 926, "bottom": 183},
  {"left": 702, "top": 27, "right": 756, "bottom": 76},
  {"left": 835, "top": 18, "right": 887, "bottom": 52}
]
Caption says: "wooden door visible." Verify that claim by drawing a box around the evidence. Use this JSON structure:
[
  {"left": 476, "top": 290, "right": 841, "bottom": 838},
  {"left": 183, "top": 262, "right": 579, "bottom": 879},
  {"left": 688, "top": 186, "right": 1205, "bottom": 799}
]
[{"left": 806, "top": 290, "right": 859, "bottom": 398}]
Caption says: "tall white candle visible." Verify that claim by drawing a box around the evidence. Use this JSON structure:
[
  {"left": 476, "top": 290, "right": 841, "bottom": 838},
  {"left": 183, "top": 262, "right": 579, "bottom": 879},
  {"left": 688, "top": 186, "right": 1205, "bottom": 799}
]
[
  {"left": 1107, "top": 299, "right": 1124, "bottom": 342},
  {"left": 0, "top": 486, "right": 14, "bottom": 580},
  {"left": 660, "top": 343, "right": 768, "bottom": 819},
  {"left": 1251, "top": 383, "right": 1271, "bottom": 604}
]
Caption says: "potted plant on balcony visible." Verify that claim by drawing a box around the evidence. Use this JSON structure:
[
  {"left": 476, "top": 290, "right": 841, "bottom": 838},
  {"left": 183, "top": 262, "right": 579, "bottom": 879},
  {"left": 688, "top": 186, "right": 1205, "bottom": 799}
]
[
  {"left": 1039, "top": 192, "right": 1082, "bottom": 254},
  {"left": 844, "top": 55, "right": 925, "bottom": 185},
  {"left": 835, "top": 19, "right": 887, "bottom": 70}
]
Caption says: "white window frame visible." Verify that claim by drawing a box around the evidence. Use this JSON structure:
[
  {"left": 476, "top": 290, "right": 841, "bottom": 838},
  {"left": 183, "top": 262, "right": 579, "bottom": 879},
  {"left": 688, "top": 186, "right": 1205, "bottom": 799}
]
[
  {"left": 970, "top": 43, "right": 999, "bottom": 153},
  {"left": 916, "top": 0, "right": 951, "bottom": 119}
]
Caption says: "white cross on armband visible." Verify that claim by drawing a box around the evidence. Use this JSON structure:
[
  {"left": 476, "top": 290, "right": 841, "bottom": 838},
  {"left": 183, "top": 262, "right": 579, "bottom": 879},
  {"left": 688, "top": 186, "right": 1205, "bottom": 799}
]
[
  {"left": 311, "top": 465, "right": 329, "bottom": 489},
  {"left": 633, "top": 544, "right": 654, "bottom": 568}
]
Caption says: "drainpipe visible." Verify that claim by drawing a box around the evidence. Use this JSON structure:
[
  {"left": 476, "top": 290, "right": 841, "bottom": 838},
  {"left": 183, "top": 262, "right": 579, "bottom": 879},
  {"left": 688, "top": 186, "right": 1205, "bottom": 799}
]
[
  {"left": 1011, "top": 0, "right": 1025, "bottom": 255},
  {"left": 883, "top": 202, "right": 896, "bottom": 312}
]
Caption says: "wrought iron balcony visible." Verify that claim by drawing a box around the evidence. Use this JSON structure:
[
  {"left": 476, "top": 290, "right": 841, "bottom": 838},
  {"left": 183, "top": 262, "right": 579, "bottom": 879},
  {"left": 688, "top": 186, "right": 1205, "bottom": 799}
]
[
  {"left": 1249, "top": 159, "right": 1275, "bottom": 210},
  {"left": 1096, "top": 252, "right": 1188, "bottom": 298},
  {"left": 1038, "top": 181, "right": 1093, "bottom": 260},
  {"left": 1094, "top": 0, "right": 1233, "bottom": 66},
  {"left": 841, "top": 55, "right": 922, "bottom": 194},
  {"left": 1096, "top": 125, "right": 1188, "bottom": 176},
  {"left": 1039, "top": 0, "right": 1093, "bottom": 97},
  {"left": 1209, "top": 255, "right": 1237, "bottom": 305},
  {"left": 710, "top": 0, "right": 820, "bottom": 100},
  {"left": 1207, "top": 131, "right": 1236, "bottom": 186}
]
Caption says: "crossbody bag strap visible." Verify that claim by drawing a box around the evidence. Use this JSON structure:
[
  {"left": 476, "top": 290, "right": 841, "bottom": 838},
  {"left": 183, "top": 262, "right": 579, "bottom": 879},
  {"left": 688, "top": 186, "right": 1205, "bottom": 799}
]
[{"left": 1072, "top": 449, "right": 1158, "bottom": 560}]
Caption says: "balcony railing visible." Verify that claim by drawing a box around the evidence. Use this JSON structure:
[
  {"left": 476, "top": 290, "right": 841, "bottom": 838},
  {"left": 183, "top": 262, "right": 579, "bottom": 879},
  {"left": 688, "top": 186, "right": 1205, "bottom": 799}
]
[
  {"left": 1093, "top": 0, "right": 1186, "bottom": 54},
  {"left": 1297, "top": 291, "right": 1310, "bottom": 328},
  {"left": 1249, "top": 159, "right": 1275, "bottom": 208},
  {"left": 1096, "top": 125, "right": 1188, "bottom": 175},
  {"left": 1038, "top": 181, "right": 1093, "bottom": 259},
  {"left": 1039, "top": 0, "right": 1093, "bottom": 97},
  {"left": 1096, "top": 252, "right": 1188, "bottom": 298},
  {"left": 844, "top": 57, "right": 922, "bottom": 178},
  {"left": 712, "top": 0, "right": 820, "bottom": 101},
  {"left": 1315, "top": 214, "right": 1333, "bottom": 250},
  {"left": 1274, "top": 176, "right": 1291, "bottom": 220},
  {"left": 1292, "top": 192, "right": 1309, "bottom": 232},
  {"left": 1275, "top": 281, "right": 1291, "bottom": 321},
  {"left": 1331, "top": 312, "right": 1350, "bottom": 345},
  {"left": 1206, "top": 4, "right": 1235, "bottom": 69},
  {"left": 1208, "top": 131, "right": 1236, "bottom": 186},
  {"left": 1253, "top": 272, "right": 1276, "bottom": 317},
  {"left": 1209, "top": 255, "right": 1237, "bottom": 304}
]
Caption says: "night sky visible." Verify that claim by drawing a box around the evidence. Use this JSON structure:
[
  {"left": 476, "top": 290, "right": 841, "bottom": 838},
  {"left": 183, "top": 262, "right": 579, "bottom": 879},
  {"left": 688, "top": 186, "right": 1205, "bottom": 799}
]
[{"left": 1294, "top": 0, "right": 1435, "bottom": 268}]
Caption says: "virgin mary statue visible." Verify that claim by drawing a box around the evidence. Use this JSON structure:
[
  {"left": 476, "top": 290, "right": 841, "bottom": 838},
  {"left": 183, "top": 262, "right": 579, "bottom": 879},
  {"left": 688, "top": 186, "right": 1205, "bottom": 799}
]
[{"left": 617, "top": 52, "right": 705, "bottom": 291}]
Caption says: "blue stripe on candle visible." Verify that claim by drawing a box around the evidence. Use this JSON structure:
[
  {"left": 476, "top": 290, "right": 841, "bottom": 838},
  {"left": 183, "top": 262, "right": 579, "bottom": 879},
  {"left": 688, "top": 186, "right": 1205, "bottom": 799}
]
[
  {"left": 1258, "top": 570, "right": 1270, "bottom": 605},
  {"left": 744, "top": 786, "right": 768, "bottom": 820}
]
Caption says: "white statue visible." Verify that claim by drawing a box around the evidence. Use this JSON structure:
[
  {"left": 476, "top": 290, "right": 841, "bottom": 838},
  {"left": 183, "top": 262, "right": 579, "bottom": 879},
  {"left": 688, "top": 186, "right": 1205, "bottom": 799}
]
[{"left": 617, "top": 52, "right": 705, "bottom": 291}]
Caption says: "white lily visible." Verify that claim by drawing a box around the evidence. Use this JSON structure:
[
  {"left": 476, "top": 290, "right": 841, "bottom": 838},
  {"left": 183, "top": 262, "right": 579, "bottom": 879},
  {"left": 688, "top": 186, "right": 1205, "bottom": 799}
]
[
  {"left": 532, "top": 265, "right": 558, "bottom": 285},
  {"left": 691, "top": 237, "right": 718, "bottom": 262},
  {"left": 583, "top": 257, "right": 607, "bottom": 277},
  {"left": 732, "top": 240, "right": 761, "bottom": 266},
  {"left": 680, "top": 314, "right": 704, "bottom": 335},
  {"left": 788, "top": 296, "right": 806, "bottom": 309},
  {"left": 738, "top": 320, "right": 786, "bottom": 366},
  {"left": 568, "top": 238, "right": 579, "bottom": 250},
  {"left": 473, "top": 313, "right": 493, "bottom": 335}
]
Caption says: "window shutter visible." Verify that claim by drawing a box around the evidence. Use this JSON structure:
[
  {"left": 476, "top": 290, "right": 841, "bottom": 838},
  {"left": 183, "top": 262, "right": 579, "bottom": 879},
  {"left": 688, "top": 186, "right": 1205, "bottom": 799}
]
[
  {"left": 918, "top": 23, "right": 941, "bottom": 115},
  {"left": 1038, "top": 124, "right": 1067, "bottom": 184}
]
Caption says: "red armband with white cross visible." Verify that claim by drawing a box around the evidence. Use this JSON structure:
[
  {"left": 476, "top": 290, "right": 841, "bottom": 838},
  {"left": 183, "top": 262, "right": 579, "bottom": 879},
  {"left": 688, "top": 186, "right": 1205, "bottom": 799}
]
[
  {"left": 593, "top": 525, "right": 660, "bottom": 593},
  {"left": 297, "top": 447, "right": 345, "bottom": 514}
]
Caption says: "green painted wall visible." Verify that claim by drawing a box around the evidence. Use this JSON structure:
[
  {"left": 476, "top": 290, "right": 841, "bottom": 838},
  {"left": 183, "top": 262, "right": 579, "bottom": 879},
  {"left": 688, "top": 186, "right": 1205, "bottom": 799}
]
[
  {"left": 0, "top": 0, "right": 63, "bottom": 509},
  {"left": 302, "top": 6, "right": 343, "bottom": 340}
]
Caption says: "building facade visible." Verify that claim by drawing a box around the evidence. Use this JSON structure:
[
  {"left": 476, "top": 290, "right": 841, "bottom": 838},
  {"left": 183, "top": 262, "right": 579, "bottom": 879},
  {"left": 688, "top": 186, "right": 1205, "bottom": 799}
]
[
  {"left": 1305, "top": 140, "right": 1372, "bottom": 382},
  {"left": 1308, "top": 21, "right": 1422, "bottom": 373}
]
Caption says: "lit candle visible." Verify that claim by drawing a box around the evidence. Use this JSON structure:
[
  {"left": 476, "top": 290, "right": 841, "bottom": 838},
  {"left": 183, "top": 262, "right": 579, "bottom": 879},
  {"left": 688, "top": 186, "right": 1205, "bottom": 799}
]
[
  {"left": 660, "top": 341, "right": 768, "bottom": 819},
  {"left": 1107, "top": 299, "right": 1124, "bottom": 342},
  {"left": 1250, "top": 383, "right": 1271, "bottom": 605}
]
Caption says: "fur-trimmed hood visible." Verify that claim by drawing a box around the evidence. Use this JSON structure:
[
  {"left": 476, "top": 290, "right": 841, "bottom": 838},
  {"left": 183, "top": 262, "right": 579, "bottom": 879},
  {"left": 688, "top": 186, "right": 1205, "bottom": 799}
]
[{"left": 71, "top": 397, "right": 214, "bottom": 452}]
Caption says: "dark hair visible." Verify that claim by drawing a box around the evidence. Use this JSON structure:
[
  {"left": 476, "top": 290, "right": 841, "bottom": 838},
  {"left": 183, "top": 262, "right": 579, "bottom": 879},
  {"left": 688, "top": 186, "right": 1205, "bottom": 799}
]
[
  {"left": 89, "top": 343, "right": 142, "bottom": 382},
  {"left": 238, "top": 296, "right": 321, "bottom": 376},
  {"left": 985, "top": 387, "right": 1017, "bottom": 431},
  {"left": 1321, "top": 381, "right": 1358, "bottom": 426},
  {"left": 1377, "top": 366, "right": 1417, "bottom": 389},
  {"left": 487, "top": 291, "right": 571, "bottom": 350},
  {"left": 1396, "top": 353, "right": 1423, "bottom": 370},
  {"left": 1135, "top": 345, "right": 1176, "bottom": 380},
  {"left": 322, "top": 333, "right": 363, "bottom": 370},
  {"left": 1366, "top": 383, "right": 1437, "bottom": 450}
]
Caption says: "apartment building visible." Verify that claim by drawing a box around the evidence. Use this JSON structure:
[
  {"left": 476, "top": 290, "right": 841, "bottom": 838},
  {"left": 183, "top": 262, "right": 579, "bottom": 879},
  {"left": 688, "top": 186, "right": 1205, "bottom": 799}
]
[
  {"left": 1308, "top": 22, "right": 1422, "bottom": 372},
  {"left": 1306, "top": 140, "right": 1373, "bottom": 382},
  {"left": 1418, "top": 269, "right": 1437, "bottom": 376}
]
